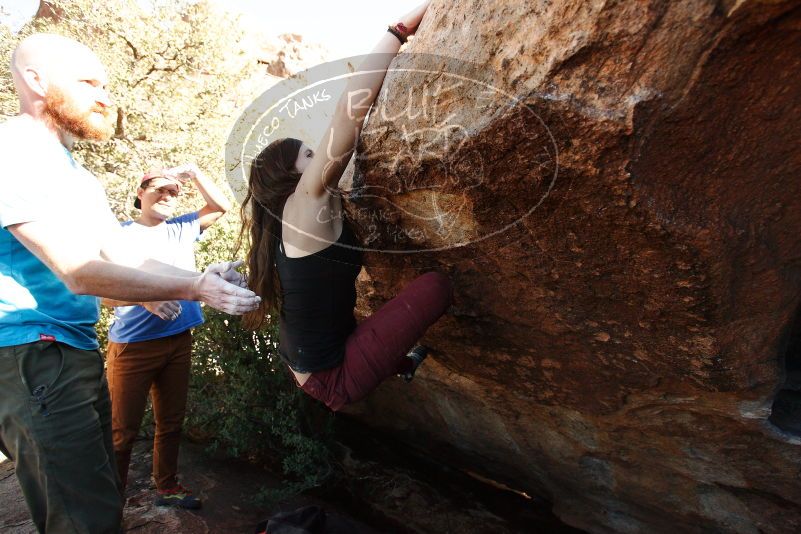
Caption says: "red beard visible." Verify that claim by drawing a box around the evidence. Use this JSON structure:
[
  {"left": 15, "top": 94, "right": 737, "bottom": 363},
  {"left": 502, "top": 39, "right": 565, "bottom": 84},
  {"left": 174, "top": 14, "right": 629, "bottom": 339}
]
[{"left": 43, "top": 86, "right": 114, "bottom": 141}]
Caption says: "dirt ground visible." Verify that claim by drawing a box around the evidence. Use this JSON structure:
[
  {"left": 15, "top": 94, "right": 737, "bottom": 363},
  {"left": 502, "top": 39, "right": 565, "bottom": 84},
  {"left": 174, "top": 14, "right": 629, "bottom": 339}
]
[
  {"left": 0, "top": 422, "right": 582, "bottom": 533},
  {"left": 0, "top": 440, "right": 379, "bottom": 534}
]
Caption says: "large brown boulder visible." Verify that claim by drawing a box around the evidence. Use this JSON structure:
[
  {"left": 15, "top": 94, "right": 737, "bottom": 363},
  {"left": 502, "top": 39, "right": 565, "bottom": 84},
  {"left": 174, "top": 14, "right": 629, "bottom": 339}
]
[{"left": 343, "top": 1, "right": 801, "bottom": 532}]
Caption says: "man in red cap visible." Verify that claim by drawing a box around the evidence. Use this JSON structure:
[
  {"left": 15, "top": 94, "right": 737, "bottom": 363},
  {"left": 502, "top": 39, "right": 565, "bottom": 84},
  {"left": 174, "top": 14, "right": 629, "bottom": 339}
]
[{"left": 103, "top": 164, "right": 231, "bottom": 509}]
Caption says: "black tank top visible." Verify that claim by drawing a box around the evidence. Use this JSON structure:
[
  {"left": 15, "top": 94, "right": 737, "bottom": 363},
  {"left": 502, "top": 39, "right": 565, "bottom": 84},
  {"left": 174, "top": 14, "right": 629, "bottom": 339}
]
[{"left": 274, "top": 222, "right": 363, "bottom": 373}]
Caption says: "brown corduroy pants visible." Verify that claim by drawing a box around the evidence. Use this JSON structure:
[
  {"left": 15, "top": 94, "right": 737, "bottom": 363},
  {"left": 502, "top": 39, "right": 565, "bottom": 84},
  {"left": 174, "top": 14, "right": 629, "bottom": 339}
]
[{"left": 105, "top": 330, "right": 192, "bottom": 491}]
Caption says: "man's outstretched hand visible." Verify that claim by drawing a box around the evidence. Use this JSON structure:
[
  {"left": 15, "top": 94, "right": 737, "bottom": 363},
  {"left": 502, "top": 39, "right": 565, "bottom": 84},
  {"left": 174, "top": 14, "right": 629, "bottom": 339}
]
[{"left": 194, "top": 260, "right": 260, "bottom": 315}]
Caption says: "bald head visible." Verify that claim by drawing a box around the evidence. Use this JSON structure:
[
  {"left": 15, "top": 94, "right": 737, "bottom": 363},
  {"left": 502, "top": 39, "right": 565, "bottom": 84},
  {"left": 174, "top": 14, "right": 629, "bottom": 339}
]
[{"left": 11, "top": 33, "right": 113, "bottom": 141}]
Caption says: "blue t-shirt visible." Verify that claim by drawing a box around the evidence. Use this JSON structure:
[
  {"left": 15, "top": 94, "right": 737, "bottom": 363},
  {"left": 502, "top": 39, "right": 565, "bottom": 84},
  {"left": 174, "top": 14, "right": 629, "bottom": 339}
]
[
  {"left": 0, "top": 117, "right": 116, "bottom": 350},
  {"left": 108, "top": 212, "right": 204, "bottom": 343}
]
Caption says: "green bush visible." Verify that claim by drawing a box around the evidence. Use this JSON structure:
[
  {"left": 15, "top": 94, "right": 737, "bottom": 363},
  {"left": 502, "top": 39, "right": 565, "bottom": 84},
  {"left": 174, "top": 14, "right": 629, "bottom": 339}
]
[
  {"left": 187, "top": 306, "right": 335, "bottom": 502},
  {"left": 195, "top": 221, "right": 335, "bottom": 485}
]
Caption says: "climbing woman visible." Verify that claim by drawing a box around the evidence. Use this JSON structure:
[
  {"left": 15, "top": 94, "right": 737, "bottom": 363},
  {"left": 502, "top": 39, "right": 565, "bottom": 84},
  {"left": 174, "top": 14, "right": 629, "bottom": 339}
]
[{"left": 238, "top": 0, "right": 453, "bottom": 411}]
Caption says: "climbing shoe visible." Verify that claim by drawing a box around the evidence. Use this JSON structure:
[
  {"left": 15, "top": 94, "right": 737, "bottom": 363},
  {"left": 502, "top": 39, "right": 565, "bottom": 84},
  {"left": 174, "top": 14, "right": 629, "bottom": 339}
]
[
  {"left": 154, "top": 484, "right": 202, "bottom": 509},
  {"left": 401, "top": 345, "right": 429, "bottom": 382}
]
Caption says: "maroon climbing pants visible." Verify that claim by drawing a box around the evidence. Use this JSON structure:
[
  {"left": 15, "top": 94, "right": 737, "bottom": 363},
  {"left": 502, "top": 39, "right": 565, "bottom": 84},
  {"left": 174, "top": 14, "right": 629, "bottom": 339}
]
[{"left": 300, "top": 271, "right": 453, "bottom": 411}]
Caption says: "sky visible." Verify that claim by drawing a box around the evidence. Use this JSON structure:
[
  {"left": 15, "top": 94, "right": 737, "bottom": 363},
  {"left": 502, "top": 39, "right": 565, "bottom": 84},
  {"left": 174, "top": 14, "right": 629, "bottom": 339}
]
[{"left": 0, "top": 0, "right": 422, "bottom": 59}]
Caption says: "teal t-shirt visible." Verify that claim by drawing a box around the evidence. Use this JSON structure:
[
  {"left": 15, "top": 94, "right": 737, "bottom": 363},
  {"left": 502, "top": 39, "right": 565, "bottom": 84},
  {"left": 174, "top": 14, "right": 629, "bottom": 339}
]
[
  {"left": 0, "top": 227, "right": 99, "bottom": 349},
  {"left": 0, "top": 117, "right": 116, "bottom": 350}
]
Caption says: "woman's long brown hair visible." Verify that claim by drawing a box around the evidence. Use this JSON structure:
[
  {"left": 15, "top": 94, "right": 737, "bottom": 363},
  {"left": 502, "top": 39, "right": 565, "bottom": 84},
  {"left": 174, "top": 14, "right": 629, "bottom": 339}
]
[{"left": 236, "top": 138, "right": 303, "bottom": 330}]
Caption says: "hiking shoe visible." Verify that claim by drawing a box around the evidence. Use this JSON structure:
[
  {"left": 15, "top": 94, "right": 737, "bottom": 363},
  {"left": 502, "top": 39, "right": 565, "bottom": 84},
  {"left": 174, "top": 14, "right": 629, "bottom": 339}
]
[
  {"left": 401, "top": 345, "right": 429, "bottom": 382},
  {"left": 154, "top": 484, "right": 202, "bottom": 509}
]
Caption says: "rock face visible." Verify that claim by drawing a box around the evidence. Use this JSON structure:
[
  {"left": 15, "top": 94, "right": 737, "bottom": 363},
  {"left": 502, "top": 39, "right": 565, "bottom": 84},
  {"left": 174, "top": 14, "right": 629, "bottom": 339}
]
[{"left": 344, "top": 1, "right": 801, "bottom": 532}]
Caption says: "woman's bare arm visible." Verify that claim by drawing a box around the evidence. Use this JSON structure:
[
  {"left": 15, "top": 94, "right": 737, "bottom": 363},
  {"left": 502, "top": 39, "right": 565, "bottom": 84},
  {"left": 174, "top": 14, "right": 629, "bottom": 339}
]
[{"left": 294, "top": 1, "right": 432, "bottom": 200}]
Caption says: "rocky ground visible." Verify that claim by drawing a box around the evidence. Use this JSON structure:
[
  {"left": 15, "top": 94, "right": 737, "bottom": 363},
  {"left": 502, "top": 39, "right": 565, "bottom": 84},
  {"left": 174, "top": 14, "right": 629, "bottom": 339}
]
[
  {"left": 0, "top": 418, "right": 580, "bottom": 533},
  {"left": 0, "top": 439, "right": 378, "bottom": 534}
]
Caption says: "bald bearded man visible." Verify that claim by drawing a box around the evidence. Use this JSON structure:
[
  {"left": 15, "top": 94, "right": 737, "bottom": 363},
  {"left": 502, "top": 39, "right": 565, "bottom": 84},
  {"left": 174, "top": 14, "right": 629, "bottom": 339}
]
[{"left": 0, "top": 34, "right": 260, "bottom": 533}]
